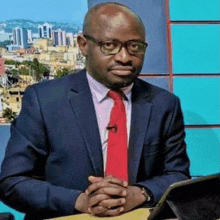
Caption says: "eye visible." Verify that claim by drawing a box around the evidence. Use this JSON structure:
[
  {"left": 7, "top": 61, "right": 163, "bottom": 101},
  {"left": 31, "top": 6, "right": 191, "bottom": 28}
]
[
  {"left": 128, "top": 42, "right": 146, "bottom": 54},
  {"left": 103, "top": 42, "right": 118, "bottom": 50},
  {"left": 129, "top": 43, "right": 140, "bottom": 51}
]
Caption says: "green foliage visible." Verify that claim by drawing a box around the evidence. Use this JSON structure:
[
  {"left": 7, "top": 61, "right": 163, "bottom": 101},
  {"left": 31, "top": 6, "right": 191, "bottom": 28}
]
[
  {"left": 55, "top": 68, "right": 70, "bottom": 78},
  {"left": 10, "top": 69, "right": 19, "bottom": 76},
  {"left": 39, "top": 64, "right": 50, "bottom": 76},
  {"left": 5, "top": 60, "right": 21, "bottom": 67},
  {"left": 19, "top": 67, "right": 29, "bottom": 75},
  {"left": 31, "top": 58, "right": 42, "bottom": 81},
  {"left": 5, "top": 58, "right": 50, "bottom": 80},
  {"left": 2, "top": 107, "right": 16, "bottom": 123},
  {"left": 22, "top": 60, "right": 32, "bottom": 66}
]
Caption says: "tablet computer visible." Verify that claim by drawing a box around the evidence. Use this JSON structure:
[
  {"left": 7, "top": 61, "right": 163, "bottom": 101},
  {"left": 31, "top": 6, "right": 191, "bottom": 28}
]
[{"left": 148, "top": 175, "right": 220, "bottom": 220}]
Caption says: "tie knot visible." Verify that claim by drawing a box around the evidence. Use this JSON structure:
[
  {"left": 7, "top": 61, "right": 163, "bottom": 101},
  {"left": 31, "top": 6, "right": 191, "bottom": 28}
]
[{"left": 108, "top": 90, "right": 124, "bottom": 101}]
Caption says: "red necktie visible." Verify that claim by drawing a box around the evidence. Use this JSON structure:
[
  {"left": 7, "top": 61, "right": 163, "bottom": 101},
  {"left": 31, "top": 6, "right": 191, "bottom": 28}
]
[{"left": 105, "top": 90, "right": 128, "bottom": 182}]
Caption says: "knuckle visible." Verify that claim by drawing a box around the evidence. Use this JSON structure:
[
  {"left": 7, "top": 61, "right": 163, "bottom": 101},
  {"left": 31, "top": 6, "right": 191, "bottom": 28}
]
[
  {"left": 102, "top": 187, "right": 108, "bottom": 194},
  {"left": 99, "top": 200, "right": 105, "bottom": 207},
  {"left": 97, "top": 206, "right": 104, "bottom": 211},
  {"left": 121, "top": 198, "right": 126, "bottom": 204}
]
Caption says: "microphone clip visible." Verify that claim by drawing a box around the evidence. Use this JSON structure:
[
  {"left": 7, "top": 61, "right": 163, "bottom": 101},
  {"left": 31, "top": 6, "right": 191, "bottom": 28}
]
[{"left": 107, "top": 124, "right": 117, "bottom": 133}]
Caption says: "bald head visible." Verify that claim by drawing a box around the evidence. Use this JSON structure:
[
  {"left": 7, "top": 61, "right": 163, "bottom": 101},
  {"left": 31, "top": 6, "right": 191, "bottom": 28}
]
[{"left": 83, "top": 2, "right": 145, "bottom": 37}]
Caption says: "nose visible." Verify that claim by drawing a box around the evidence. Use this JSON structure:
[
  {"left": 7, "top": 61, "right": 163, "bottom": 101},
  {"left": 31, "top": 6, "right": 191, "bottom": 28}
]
[{"left": 113, "top": 46, "right": 132, "bottom": 64}]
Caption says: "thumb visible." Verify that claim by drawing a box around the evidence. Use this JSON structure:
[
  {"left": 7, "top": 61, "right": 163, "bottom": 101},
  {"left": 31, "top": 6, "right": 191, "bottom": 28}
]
[{"left": 88, "top": 175, "right": 103, "bottom": 183}]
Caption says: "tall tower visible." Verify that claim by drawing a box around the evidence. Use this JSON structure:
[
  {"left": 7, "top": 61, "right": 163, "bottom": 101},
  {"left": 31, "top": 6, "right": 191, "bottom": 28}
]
[
  {"left": 27, "top": 30, "right": 33, "bottom": 43},
  {"left": 66, "top": 33, "right": 75, "bottom": 47},
  {"left": 12, "top": 27, "right": 28, "bottom": 48},
  {"left": 38, "top": 23, "right": 53, "bottom": 39},
  {"left": 53, "top": 29, "right": 67, "bottom": 46}
]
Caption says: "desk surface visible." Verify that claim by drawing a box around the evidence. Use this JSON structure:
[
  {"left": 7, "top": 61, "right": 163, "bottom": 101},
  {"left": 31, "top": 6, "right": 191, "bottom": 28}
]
[
  {"left": 49, "top": 208, "right": 150, "bottom": 220},
  {"left": 48, "top": 208, "right": 178, "bottom": 220}
]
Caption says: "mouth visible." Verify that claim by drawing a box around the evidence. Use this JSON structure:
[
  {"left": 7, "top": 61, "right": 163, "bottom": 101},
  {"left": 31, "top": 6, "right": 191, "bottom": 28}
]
[{"left": 109, "top": 67, "right": 134, "bottom": 76}]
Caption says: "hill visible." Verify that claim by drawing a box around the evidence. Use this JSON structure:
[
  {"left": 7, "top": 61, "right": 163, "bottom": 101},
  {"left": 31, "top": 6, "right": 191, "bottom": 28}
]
[{"left": 0, "top": 19, "right": 82, "bottom": 34}]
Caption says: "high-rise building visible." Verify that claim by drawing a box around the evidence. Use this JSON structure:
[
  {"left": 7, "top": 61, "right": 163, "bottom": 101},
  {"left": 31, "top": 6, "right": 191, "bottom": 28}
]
[
  {"left": 66, "top": 33, "right": 75, "bottom": 47},
  {"left": 12, "top": 27, "right": 28, "bottom": 48},
  {"left": 38, "top": 23, "right": 53, "bottom": 39},
  {"left": 27, "top": 30, "right": 33, "bottom": 43},
  {"left": 53, "top": 31, "right": 59, "bottom": 46},
  {"left": 53, "top": 29, "right": 67, "bottom": 46}
]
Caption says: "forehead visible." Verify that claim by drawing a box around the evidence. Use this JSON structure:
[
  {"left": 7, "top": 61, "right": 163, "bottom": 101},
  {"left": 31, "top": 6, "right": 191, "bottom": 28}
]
[{"left": 89, "top": 5, "right": 145, "bottom": 41}]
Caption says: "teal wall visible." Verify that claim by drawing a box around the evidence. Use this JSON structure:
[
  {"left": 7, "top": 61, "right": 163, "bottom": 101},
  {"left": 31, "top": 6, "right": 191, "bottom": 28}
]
[
  {"left": 169, "top": 0, "right": 220, "bottom": 20},
  {"left": 169, "top": 0, "right": 220, "bottom": 176}
]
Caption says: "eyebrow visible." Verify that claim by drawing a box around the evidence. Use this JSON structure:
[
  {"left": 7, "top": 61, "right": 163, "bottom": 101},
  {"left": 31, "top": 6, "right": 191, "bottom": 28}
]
[{"left": 101, "top": 38, "right": 145, "bottom": 43}]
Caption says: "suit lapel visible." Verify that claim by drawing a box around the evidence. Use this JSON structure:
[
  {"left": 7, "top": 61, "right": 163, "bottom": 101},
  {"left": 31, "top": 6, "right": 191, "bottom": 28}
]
[
  {"left": 129, "top": 79, "right": 152, "bottom": 184},
  {"left": 66, "top": 72, "right": 152, "bottom": 181},
  {"left": 67, "top": 70, "right": 104, "bottom": 177}
]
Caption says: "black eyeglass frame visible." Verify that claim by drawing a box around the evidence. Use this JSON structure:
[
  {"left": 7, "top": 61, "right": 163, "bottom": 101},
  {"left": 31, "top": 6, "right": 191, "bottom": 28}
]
[{"left": 83, "top": 34, "right": 148, "bottom": 55}]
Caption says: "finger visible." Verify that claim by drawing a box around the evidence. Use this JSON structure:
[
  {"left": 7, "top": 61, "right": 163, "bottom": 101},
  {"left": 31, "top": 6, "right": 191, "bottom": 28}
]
[
  {"left": 103, "top": 206, "right": 124, "bottom": 216},
  {"left": 88, "top": 194, "right": 110, "bottom": 207},
  {"left": 88, "top": 205, "right": 108, "bottom": 215},
  {"left": 86, "top": 180, "right": 110, "bottom": 195},
  {"left": 92, "top": 186, "right": 127, "bottom": 197},
  {"left": 89, "top": 175, "right": 127, "bottom": 187},
  {"left": 88, "top": 176, "right": 103, "bottom": 183},
  {"left": 105, "top": 175, "right": 128, "bottom": 188},
  {"left": 98, "top": 197, "right": 126, "bottom": 209},
  {"left": 88, "top": 175, "right": 128, "bottom": 187},
  {"left": 86, "top": 178, "right": 127, "bottom": 195},
  {"left": 88, "top": 175, "right": 115, "bottom": 183}
]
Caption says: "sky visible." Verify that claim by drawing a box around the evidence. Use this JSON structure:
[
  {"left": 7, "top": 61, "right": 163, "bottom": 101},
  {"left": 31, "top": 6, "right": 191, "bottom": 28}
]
[{"left": 0, "top": 0, "right": 88, "bottom": 24}]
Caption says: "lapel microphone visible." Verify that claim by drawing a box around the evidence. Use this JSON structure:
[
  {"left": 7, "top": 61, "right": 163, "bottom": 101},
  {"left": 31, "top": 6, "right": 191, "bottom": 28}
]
[{"left": 106, "top": 124, "right": 118, "bottom": 133}]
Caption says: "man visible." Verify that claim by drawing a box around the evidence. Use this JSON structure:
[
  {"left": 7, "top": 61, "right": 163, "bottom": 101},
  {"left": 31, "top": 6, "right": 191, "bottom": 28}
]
[{"left": 0, "top": 2, "right": 190, "bottom": 219}]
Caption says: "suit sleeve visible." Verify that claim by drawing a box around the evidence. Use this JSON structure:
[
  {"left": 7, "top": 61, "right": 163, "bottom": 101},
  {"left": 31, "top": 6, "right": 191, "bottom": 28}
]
[
  {"left": 0, "top": 86, "right": 81, "bottom": 218},
  {"left": 135, "top": 96, "right": 190, "bottom": 205}
]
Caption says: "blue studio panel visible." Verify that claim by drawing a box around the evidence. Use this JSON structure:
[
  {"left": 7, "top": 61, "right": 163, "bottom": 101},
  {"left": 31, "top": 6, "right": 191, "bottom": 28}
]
[
  {"left": 0, "top": 125, "right": 10, "bottom": 164},
  {"left": 185, "top": 128, "right": 220, "bottom": 176},
  {"left": 0, "top": 203, "right": 24, "bottom": 220},
  {"left": 169, "top": 0, "right": 220, "bottom": 21},
  {"left": 140, "top": 77, "right": 170, "bottom": 91},
  {"left": 171, "top": 24, "right": 220, "bottom": 74},
  {"left": 0, "top": 126, "right": 25, "bottom": 219},
  {"left": 173, "top": 77, "right": 220, "bottom": 125},
  {"left": 88, "top": 0, "right": 169, "bottom": 74}
]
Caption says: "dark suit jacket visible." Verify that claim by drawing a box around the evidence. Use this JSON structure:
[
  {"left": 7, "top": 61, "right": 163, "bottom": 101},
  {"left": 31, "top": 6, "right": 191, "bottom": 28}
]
[{"left": 0, "top": 69, "right": 190, "bottom": 219}]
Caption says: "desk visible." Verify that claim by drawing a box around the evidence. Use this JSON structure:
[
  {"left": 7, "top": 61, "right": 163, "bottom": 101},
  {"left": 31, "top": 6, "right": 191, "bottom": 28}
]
[{"left": 48, "top": 208, "right": 178, "bottom": 220}]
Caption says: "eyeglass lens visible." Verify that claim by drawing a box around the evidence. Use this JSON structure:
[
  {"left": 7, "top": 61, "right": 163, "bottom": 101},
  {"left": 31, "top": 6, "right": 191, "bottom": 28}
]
[{"left": 101, "top": 40, "right": 146, "bottom": 55}]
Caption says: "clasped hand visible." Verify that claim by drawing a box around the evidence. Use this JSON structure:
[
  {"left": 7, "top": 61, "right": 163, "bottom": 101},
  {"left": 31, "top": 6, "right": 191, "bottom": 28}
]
[{"left": 75, "top": 175, "right": 146, "bottom": 217}]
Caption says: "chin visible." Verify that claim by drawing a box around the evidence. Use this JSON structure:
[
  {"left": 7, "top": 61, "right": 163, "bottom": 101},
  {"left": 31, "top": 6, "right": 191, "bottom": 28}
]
[{"left": 108, "top": 81, "right": 132, "bottom": 89}]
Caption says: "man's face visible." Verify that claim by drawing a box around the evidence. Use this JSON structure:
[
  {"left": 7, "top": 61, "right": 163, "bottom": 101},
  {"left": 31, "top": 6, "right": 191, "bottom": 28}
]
[{"left": 81, "top": 8, "right": 146, "bottom": 89}]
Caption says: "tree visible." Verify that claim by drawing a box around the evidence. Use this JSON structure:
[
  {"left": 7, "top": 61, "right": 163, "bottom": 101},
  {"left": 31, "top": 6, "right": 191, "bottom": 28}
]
[
  {"left": 31, "top": 58, "right": 50, "bottom": 81},
  {"left": 5, "top": 60, "right": 21, "bottom": 67},
  {"left": 19, "top": 67, "right": 29, "bottom": 75},
  {"left": 2, "top": 107, "right": 16, "bottom": 123},
  {"left": 10, "top": 69, "right": 19, "bottom": 76},
  {"left": 22, "top": 60, "right": 32, "bottom": 66},
  {"left": 31, "top": 58, "right": 42, "bottom": 82},
  {"left": 55, "top": 68, "right": 70, "bottom": 79},
  {"left": 39, "top": 64, "right": 50, "bottom": 77}
]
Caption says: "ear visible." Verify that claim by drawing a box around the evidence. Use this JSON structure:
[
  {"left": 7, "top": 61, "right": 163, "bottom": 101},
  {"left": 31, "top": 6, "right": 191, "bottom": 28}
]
[{"left": 77, "top": 34, "right": 88, "bottom": 56}]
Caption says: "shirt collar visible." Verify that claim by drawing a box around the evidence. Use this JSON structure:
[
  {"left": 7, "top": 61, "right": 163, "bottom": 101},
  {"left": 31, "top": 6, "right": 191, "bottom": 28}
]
[{"left": 86, "top": 72, "right": 133, "bottom": 103}]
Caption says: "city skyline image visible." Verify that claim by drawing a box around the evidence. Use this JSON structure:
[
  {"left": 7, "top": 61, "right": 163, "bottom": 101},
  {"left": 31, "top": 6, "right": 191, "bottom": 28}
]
[{"left": 0, "top": 1, "right": 88, "bottom": 122}]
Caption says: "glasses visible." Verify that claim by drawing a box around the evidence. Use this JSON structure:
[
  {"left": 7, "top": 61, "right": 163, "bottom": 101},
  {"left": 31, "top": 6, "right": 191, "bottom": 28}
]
[{"left": 84, "top": 34, "right": 148, "bottom": 56}]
